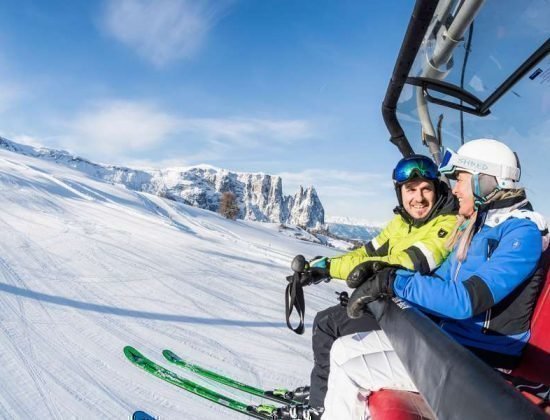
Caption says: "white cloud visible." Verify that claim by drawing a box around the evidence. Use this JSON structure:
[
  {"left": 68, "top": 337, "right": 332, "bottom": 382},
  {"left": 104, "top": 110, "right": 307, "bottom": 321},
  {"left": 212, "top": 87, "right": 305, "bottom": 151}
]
[
  {"left": 276, "top": 169, "right": 395, "bottom": 222},
  {"left": 277, "top": 169, "right": 386, "bottom": 187},
  {"left": 101, "top": 0, "right": 231, "bottom": 66},
  {"left": 277, "top": 168, "right": 392, "bottom": 202},
  {"left": 469, "top": 75, "right": 486, "bottom": 93},
  {"left": 64, "top": 100, "right": 179, "bottom": 155},
  {"left": 11, "top": 134, "right": 46, "bottom": 148},
  {"left": 177, "top": 117, "right": 314, "bottom": 145},
  {"left": 54, "top": 99, "right": 314, "bottom": 161}
]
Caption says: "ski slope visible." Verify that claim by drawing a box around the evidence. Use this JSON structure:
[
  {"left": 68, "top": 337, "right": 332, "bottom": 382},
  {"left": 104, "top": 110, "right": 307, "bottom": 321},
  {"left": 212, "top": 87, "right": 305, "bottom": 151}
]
[{"left": 0, "top": 148, "right": 349, "bottom": 419}]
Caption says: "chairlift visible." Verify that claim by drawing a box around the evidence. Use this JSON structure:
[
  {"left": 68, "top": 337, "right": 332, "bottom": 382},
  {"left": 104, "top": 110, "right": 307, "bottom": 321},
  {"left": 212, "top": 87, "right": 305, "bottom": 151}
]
[{"left": 370, "top": 0, "right": 550, "bottom": 418}]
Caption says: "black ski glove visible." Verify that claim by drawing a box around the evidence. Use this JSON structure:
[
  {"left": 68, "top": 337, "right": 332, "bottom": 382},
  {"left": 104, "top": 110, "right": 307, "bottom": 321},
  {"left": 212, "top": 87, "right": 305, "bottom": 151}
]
[
  {"left": 346, "top": 267, "right": 397, "bottom": 318},
  {"left": 287, "top": 255, "right": 331, "bottom": 287},
  {"left": 346, "top": 261, "right": 389, "bottom": 288},
  {"left": 300, "top": 256, "right": 331, "bottom": 286}
]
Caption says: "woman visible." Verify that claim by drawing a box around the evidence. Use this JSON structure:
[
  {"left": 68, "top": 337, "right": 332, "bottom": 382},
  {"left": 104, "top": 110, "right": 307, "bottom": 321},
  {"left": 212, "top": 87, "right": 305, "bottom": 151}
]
[{"left": 322, "top": 139, "right": 549, "bottom": 419}]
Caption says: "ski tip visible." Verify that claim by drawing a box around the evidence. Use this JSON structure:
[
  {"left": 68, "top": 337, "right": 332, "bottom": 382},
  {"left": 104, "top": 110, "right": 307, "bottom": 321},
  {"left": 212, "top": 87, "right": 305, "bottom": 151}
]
[
  {"left": 132, "top": 410, "right": 156, "bottom": 420},
  {"left": 162, "top": 349, "right": 178, "bottom": 361},
  {"left": 123, "top": 346, "right": 144, "bottom": 362},
  {"left": 123, "top": 346, "right": 137, "bottom": 356}
]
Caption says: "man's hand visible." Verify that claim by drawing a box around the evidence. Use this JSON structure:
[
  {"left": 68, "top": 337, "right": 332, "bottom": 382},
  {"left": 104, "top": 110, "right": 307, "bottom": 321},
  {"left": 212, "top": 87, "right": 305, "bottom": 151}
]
[
  {"left": 346, "top": 261, "right": 389, "bottom": 288},
  {"left": 346, "top": 267, "right": 397, "bottom": 318},
  {"left": 287, "top": 255, "right": 331, "bottom": 286},
  {"left": 301, "top": 256, "right": 331, "bottom": 286}
]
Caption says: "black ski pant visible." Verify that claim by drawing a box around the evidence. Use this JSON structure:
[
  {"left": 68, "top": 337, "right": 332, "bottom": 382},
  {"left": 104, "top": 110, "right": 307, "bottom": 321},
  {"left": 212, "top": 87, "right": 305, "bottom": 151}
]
[{"left": 308, "top": 303, "right": 381, "bottom": 409}]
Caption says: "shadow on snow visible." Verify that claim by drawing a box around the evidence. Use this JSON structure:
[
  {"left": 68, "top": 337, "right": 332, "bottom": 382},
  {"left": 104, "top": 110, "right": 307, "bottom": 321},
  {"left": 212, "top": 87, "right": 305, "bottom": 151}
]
[{"left": 0, "top": 282, "right": 305, "bottom": 328}]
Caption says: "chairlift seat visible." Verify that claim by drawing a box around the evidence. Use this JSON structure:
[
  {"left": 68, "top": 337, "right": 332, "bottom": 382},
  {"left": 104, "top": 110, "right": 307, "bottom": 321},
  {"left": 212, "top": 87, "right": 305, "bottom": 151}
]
[{"left": 368, "top": 249, "right": 550, "bottom": 419}]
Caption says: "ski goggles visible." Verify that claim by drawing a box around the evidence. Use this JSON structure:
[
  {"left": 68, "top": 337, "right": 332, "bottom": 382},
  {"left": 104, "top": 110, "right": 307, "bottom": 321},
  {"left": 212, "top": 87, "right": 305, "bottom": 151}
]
[
  {"left": 439, "top": 148, "right": 521, "bottom": 182},
  {"left": 393, "top": 155, "right": 439, "bottom": 184}
]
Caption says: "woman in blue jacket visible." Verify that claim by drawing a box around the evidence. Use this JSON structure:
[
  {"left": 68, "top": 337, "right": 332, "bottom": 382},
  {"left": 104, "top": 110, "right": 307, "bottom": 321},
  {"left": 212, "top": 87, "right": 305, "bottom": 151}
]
[{"left": 320, "top": 139, "right": 549, "bottom": 420}]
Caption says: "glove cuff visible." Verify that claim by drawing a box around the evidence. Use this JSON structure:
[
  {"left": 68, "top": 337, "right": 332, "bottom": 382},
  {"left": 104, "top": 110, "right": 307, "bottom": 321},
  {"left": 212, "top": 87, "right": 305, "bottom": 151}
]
[{"left": 384, "top": 269, "right": 397, "bottom": 296}]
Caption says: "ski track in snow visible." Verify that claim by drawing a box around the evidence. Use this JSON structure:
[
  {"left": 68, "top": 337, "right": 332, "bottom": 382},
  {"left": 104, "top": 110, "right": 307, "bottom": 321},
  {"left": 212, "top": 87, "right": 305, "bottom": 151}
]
[{"left": 0, "top": 150, "right": 347, "bottom": 419}]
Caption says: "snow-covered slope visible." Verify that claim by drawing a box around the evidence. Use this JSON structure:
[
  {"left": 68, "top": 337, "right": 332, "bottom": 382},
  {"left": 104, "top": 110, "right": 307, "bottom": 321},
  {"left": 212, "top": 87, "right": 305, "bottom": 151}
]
[
  {"left": 0, "top": 137, "right": 325, "bottom": 228},
  {"left": 0, "top": 147, "right": 347, "bottom": 419}
]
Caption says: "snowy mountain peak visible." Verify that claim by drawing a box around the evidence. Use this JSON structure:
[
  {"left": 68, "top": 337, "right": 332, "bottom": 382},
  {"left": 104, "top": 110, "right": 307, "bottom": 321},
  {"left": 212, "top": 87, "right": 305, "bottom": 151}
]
[{"left": 0, "top": 136, "right": 324, "bottom": 227}]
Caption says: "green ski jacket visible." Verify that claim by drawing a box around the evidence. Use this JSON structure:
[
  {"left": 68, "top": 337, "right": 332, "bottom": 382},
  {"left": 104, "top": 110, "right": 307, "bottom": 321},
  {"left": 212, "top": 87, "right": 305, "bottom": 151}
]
[{"left": 329, "top": 212, "right": 457, "bottom": 280}]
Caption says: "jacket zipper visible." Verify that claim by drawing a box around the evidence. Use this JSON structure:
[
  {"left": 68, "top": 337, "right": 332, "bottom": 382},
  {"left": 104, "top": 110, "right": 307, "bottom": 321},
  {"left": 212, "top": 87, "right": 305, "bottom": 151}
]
[
  {"left": 440, "top": 261, "right": 462, "bottom": 330},
  {"left": 482, "top": 243, "right": 492, "bottom": 333},
  {"left": 453, "top": 261, "right": 462, "bottom": 283},
  {"left": 482, "top": 308, "right": 491, "bottom": 334}
]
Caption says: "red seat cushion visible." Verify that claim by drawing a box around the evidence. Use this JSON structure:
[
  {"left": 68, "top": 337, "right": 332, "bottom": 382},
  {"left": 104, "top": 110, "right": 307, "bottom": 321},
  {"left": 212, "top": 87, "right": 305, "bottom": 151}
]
[
  {"left": 511, "top": 249, "right": 550, "bottom": 405},
  {"left": 369, "top": 390, "right": 435, "bottom": 420}
]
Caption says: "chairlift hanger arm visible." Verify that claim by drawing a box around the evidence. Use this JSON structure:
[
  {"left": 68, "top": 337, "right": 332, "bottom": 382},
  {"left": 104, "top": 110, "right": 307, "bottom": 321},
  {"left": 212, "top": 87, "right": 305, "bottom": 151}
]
[
  {"left": 407, "top": 76, "right": 490, "bottom": 116},
  {"left": 381, "top": 0, "right": 439, "bottom": 157},
  {"left": 407, "top": 37, "right": 550, "bottom": 117},
  {"left": 416, "top": 0, "right": 485, "bottom": 164}
]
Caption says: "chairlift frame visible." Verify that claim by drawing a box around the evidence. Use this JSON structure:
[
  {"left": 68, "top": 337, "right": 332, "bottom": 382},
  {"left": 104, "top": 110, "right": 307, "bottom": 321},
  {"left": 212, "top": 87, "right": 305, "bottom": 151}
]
[
  {"left": 375, "top": 1, "right": 550, "bottom": 418},
  {"left": 382, "top": 0, "right": 550, "bottom": 157}
]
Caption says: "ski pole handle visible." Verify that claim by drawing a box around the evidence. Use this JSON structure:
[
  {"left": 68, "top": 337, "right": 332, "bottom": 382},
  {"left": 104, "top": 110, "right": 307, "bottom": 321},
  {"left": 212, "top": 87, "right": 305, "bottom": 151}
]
[
  {"left": 291, "top": 254, "right": 307, "bottom": 273},
  {"left": 285, "top": 255, "right": 307, "bottom": 335}
]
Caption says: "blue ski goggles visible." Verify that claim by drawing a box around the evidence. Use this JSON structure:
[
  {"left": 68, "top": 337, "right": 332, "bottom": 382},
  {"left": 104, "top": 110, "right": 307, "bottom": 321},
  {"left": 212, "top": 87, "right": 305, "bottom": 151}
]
[
  {"left": 439, "top": 148, "right": 460, "bottom": 178},
  {"left": 393, "top": 155, "right": 439, "bottom": 184}
]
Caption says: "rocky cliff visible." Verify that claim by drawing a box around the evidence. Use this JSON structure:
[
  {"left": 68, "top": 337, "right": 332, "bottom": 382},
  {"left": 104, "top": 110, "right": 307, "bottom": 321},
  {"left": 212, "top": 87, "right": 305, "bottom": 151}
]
[{"left": 0, "top": 137, "right": 324, "bottom": 228}]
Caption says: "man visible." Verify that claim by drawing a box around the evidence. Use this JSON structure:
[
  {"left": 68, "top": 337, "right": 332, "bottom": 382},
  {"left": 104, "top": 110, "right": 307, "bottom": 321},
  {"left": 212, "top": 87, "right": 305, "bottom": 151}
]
[{"left": 279, "top": 155, "right": 457, "bottom": 420}]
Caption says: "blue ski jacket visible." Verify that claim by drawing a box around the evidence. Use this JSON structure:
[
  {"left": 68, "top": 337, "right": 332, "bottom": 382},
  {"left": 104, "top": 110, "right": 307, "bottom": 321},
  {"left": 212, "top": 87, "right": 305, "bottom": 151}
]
[{"left": 392, "top": 196, "right": 549, "bottom": 364}]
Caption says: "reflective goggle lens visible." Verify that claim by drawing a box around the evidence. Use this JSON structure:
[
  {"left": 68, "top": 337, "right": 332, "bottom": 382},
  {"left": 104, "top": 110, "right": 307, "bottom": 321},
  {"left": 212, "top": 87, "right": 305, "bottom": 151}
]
[
  {"left": 438, "top": 148, "right": 462, "bottom": 179},
  {"left": 393, "top": 156, "right": 439, "bottom": 183}
]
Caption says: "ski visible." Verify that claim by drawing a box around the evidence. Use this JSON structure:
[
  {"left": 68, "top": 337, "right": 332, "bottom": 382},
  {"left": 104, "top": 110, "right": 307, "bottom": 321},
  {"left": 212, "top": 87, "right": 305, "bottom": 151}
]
[
  {"left": 132, "top": 411, "right": 156, "bottom": 420},
  {"left": 124, "top": 346, "right": 278, "bottom": 419},
  {"left": 162, "top": 349, "right": 305, "bottom": 405}
]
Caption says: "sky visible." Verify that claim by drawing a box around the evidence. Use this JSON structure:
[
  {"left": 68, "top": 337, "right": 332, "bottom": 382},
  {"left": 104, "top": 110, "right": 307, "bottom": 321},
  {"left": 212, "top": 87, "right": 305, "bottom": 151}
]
[{"left": 0, "top": 0, "right": 548, "bottom": 223}]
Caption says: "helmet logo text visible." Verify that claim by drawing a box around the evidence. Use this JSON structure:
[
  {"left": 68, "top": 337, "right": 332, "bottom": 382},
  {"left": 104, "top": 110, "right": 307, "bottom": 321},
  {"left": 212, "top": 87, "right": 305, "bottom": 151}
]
[{"left": 456, "top": 157, "right": 488, "bottom": 172}]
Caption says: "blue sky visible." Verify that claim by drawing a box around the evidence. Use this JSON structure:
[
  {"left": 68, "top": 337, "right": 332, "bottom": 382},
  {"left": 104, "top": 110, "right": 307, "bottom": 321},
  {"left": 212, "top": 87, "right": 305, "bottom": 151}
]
[{"left": 0, "top": 0, "right": 548, "bottom": 223}]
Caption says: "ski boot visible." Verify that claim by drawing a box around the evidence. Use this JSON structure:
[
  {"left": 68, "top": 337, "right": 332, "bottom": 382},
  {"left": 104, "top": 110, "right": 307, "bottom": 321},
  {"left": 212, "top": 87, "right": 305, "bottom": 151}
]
[
  {"left": 267, "top": 386, "right": 310, "bottom": 404},
  {"left": 273, "top": 403, "right": 323, "bottom": 420},
  {"left": 288, "top": 386, "right": 310, "bottom": 403}
]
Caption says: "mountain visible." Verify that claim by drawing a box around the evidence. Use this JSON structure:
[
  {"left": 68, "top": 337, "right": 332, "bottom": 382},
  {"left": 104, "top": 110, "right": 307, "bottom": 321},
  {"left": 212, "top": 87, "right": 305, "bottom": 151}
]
[
  {"left": 326, "top": 216, "right": 383, "bottom": 243},
  {"left": 0, "top": 136, "right": 324, "bottom": 228},
  {"left": 0, "top": 145, "right": 346, "bottom": 418}
]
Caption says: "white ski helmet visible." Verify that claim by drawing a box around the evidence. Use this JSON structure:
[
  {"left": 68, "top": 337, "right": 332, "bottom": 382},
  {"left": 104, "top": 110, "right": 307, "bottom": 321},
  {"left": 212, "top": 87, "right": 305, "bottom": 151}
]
[{"left": 439, "top": 138, "right": 521, "bottom": 200}]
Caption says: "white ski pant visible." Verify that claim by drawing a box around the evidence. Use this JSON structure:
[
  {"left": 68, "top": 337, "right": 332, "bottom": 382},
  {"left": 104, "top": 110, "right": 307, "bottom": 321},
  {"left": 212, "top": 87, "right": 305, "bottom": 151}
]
[{"left": 321, "top": 330, "right": 418, "bottom": 420}]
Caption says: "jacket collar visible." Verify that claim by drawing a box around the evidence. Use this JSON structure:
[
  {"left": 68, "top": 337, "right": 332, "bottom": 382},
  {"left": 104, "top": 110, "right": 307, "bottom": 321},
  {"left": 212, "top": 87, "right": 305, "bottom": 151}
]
[{"left": 479, "top": 196, "right": 549, "bottom": 252}]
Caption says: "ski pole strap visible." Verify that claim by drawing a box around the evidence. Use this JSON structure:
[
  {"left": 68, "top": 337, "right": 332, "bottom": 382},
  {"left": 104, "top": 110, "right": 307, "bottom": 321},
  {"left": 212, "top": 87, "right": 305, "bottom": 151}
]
[
  {"left": 499, "top": 371, "right": 550, "bottom": 403},
  {"left": 285, "top": 272, "right": 305, "bottom": 335}
]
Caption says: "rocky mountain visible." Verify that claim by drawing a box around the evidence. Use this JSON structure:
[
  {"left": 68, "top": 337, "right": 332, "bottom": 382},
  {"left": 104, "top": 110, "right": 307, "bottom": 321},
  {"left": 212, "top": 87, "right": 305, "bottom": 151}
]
[
  {"left": 0, "top": 137, "right": 324, "bottom": 228},
  {"left": 326, "top": 216, "right": 383, "bottom": 243},
  {"left": 326, "top": 223, "right": 381, "bottom": 243}
]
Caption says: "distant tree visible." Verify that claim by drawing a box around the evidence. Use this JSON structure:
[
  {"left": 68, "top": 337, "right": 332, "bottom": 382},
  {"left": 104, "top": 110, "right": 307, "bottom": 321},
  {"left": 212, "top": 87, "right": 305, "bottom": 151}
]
[{"left": 219, "top": 191, "right": 239, "bottom": 220}]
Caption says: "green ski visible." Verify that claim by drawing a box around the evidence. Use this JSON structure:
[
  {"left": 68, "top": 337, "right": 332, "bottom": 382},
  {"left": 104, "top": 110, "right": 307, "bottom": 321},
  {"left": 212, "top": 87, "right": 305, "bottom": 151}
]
[
  {"left": 124, "top": 346, "right": 278, "bottom": 419},
  {"left": 162, "top": 349, "right": 304, "bottom": 405}
]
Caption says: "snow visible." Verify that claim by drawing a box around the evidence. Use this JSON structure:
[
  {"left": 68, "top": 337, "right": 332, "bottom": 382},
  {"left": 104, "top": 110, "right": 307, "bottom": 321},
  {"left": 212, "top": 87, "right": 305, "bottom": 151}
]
[{"left": 0, "top": 148, "right": 350, "bottom": 419}]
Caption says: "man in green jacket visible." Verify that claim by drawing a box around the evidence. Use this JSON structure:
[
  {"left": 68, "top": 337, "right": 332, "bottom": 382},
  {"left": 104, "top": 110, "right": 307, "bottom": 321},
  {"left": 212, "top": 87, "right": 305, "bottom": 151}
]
[{"left": 287, "top": 155, "right": 457, "bottom": 420}]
